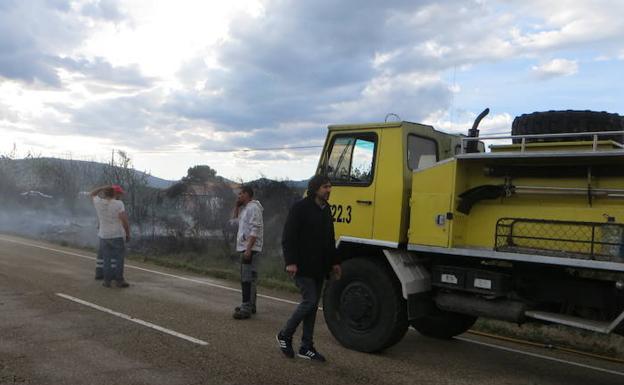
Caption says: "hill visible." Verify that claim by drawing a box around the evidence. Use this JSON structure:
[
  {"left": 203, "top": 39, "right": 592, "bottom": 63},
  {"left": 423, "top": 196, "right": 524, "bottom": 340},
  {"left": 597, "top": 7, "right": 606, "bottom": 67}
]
[{"left": 7, "top": 157, "right": 175, "bottom": 190}]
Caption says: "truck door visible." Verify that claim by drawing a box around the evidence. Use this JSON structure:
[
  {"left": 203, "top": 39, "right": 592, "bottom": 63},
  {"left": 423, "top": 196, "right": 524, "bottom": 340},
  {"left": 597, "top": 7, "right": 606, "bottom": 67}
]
[{"left": 322, "top": 132, "right": 378, "bottom": 240}]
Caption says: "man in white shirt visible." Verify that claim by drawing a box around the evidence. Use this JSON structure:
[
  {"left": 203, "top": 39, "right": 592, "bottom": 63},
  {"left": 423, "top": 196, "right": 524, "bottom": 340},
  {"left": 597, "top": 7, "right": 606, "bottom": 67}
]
[
  {"left": 90, "top": 184, "right": 130, "bottom": 288},
  {"left": 232, "top": 185, "right": 263, "bottom": 319}
]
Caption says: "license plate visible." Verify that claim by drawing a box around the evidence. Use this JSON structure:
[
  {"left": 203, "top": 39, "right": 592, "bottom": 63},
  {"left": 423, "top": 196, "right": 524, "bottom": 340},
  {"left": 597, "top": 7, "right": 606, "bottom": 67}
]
[
  {"left": 474, "top": 278, "right": 492, "bottom": 289},
  {"left": 441, "top": 274, "right": 458, "bottom": 285}
]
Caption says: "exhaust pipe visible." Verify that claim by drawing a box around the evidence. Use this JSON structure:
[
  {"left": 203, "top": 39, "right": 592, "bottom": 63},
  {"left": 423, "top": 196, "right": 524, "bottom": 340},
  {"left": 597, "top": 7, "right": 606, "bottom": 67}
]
[
  {"left": 466, "top": 108, "right": 489, "bottom": 153},
  {"left": 435, "top": 292, "right": 527, "bottom": 323}
]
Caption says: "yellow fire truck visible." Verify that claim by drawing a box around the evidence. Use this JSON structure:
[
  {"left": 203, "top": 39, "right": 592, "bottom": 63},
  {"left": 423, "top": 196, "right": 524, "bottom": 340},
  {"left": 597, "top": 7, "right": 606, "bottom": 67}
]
[{"left": 319, "top": 109, "right": 624, "bottom": 352}]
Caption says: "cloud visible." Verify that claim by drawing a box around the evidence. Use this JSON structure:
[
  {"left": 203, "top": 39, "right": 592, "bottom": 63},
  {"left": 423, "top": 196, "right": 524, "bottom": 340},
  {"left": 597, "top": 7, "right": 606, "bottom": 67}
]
[
  {"left": 168, "top": 0, "right": 623, "bottom": 140},
  {"left": 166, "top": 0, "right": 467, "bottom": 134},
  {"left": 80, "top": 0, "right": 124, "bottom": 21},
  {"left": 531, "top": 58, "right": 578, "bottom": 79},
  {"left": 0, "top": 0, "right": 134, "bottom": 87},
  {"left": 58, "top": 57, "right": 155, "bottom": 88}
]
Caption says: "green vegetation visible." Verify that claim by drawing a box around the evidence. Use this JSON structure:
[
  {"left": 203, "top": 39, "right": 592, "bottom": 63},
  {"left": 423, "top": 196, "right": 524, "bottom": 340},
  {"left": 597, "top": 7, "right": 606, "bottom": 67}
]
[{"left": 126, "top": 250, "right": 298, "bottom": 293}]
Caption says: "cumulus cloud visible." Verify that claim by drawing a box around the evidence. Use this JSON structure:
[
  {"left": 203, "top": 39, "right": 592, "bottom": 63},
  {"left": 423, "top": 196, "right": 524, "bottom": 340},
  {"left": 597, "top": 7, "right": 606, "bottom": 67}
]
[
  {"left": 81, "top": 0, "right": 124, "bottom": 21},
  {"left": 66, "top": 0, "right": 623, "bottom": 155},
  {"left": 58, "top": 57, "right": 154, "bottom": 88},
  {"left": 166, "top": 0, "right": 622, "bottom": 144},
  {"left": 0, "top": 0, "right": 139, "bottom": 88},
  {"left": 167, "top": 0, "right": 465, "bottom": 134},
  {"left": 531, "top": 58, "right": 578, "bottom": 79}
]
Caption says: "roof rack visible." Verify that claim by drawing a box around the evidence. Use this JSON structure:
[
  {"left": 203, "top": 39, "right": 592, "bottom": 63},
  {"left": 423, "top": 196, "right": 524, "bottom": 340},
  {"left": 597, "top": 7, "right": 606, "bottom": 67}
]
[{"left": 460, "top": 131, "right": 624, "bottom": 154}]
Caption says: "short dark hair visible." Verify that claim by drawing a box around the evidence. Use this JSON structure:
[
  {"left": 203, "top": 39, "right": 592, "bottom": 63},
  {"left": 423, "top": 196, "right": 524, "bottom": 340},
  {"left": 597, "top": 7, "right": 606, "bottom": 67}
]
[
  {"left": 307, "top": 174, "right": 331, "bottom": 197},
  {"left": 241, "top": 185, "right": 254, "bottom": 198},
  {"left": 102, "top": 187, "right": 115, "bottom": 198}
]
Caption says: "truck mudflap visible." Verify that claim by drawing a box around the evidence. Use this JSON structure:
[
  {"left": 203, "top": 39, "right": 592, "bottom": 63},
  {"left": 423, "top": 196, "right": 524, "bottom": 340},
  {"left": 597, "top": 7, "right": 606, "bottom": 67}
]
[
  {"left": 383, "top": 249, "right": 431, "bottom": 320},
  {"left": 382, "top": 249, "right": 431, "bottom": 298}
]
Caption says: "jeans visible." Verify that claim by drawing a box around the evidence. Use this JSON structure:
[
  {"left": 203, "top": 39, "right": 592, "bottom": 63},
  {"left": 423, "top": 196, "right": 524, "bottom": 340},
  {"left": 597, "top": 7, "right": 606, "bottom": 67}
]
[
  {"left": 100, "top": 237, "right": 125, "bottom": 282},
  {"left": 240, "top": 251, "right": 260, "bottom": 311},
  {"left": 281, "top": 276, "right": 324, "bottom": 348}
]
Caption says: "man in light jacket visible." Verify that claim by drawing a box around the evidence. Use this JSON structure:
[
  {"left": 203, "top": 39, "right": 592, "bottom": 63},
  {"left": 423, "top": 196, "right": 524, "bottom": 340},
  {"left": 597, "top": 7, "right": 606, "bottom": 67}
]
[{"left": 232, "top": 185, "right": 264, "bottom": 319}]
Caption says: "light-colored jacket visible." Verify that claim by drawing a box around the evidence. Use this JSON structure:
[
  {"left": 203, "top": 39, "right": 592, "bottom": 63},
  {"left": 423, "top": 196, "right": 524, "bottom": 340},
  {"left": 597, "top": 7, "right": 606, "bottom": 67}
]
[{"left": 236, "top": 200, "right": 264, "bottom": 252}]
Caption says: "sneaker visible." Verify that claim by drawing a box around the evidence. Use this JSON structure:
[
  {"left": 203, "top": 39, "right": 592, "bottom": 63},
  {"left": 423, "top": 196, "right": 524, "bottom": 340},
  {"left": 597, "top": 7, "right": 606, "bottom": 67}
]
[
  {"left": 298, "top": 346, "right": 326, "bottom": 362},
  {"left": 233, "top": 308, "right": 251, "bottom": 319},
  {"left": 102, "top": 281, "right": 111, "bottom": 288},
  {"left": 235, "top": 305, "right": 256, "bottom": 314},
  {"left": 115, "top": 280, "right": 130, "bottom": 288},
  {"left": 276, "top": 333, "right": 294, "bottom": 358}
]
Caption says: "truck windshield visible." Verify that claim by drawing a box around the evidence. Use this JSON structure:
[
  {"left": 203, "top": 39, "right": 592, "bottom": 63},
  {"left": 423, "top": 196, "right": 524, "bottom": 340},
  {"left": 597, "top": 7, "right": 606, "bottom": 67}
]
[{"left": 326, "top": 135, "right": 376, "bottom": 184}]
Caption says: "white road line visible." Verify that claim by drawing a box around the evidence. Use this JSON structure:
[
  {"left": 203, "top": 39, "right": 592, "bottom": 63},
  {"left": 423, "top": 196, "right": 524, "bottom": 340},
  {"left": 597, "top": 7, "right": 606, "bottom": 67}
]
[
  {"left": 3, "top": 236, "right": 621, "bottom": 375},
  {"left": 455, "top": 336, "right": 624, "bottom": 377},
  {"left": 0, "top": 236, "right": 299, "bottom": 306},
  {"left": 56, "top": 293, "right": 208, "bottom": 346}
]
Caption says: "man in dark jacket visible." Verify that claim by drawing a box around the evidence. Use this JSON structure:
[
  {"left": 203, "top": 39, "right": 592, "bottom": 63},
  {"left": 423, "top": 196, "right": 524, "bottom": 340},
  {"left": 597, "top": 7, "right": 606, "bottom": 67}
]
[{"left": 276, "top": 175, "right": 341, "bottom": 362}]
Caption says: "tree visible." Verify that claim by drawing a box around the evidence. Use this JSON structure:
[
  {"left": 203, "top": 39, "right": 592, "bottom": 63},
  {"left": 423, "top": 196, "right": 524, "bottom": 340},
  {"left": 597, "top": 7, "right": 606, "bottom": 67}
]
[
  {"left": 101, "top": 150, "right": 150, "bottom": 225},
  {"left": 182, "top": 165, "right": 217, "bottom": 183},
  {"left": 0, "top": 156, "right": 19, "bottom": 203}
]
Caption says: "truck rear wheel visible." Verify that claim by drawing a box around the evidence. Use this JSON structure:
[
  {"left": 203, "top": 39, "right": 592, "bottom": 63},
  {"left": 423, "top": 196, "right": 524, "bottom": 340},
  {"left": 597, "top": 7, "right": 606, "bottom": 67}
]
[
  {"left": 511, "top": 110, "right": 624, "bottom": 144},
  {"left": 323, "top": 257, "right": 408, "bottom": 352},
  {"left": 410, "top": 308, "right": 476, "bottom": 339}
]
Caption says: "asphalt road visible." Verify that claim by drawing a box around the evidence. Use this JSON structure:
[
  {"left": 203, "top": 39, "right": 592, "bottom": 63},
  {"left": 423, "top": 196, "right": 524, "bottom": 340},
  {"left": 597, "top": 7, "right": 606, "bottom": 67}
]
[{"left": 1, "top": 234, "right": 623, "bottom": 385}]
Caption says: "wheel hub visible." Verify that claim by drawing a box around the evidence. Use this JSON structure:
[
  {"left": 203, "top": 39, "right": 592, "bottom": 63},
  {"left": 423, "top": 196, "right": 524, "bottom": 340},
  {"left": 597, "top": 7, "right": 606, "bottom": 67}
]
[{"left": 340, "top": 282, "right": 378, "bottom": 331}]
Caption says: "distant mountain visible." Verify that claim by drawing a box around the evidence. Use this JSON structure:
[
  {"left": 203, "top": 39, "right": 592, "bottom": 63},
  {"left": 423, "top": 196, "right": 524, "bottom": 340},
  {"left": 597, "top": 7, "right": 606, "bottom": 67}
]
[
  {"left": 284, "top": 179, "right": 309, "bottom": 189},
  {"left": 8, "top": 158, "right": 175, "bottom": 190},
  {"left": 144, "top": 174, "right": 176, "bottom": 188}
]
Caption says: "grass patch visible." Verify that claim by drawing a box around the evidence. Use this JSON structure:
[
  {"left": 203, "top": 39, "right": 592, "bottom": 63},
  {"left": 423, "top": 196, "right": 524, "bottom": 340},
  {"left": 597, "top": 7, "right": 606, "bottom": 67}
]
[
  {"left": 126, "top": 251, "right": 298, "bottom": 293},
  {"left": 473, "top": 318, "right": 624, "bottom": 359}
]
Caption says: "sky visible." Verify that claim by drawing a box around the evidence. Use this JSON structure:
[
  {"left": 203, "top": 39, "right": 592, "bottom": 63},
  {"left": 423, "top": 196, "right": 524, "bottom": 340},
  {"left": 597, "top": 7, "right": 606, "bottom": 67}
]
[{"left": 1, "top": 0, "right": 623, "bottom": 182}]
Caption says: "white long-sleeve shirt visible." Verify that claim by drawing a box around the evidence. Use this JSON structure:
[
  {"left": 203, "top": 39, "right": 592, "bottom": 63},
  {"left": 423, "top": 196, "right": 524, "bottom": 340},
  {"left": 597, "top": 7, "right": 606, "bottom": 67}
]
[
  {"left": 235, "top": 200, "right": 264, "bottom": 252},
  {"left": 93, "top": 196, "right": 125, "bottom": 239}
]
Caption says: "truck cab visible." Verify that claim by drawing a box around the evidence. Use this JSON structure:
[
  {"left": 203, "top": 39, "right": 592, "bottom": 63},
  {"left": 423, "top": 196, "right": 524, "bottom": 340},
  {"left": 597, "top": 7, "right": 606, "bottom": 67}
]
[{"left": 317, "top": 121, "right": 462, "bottom": 247}]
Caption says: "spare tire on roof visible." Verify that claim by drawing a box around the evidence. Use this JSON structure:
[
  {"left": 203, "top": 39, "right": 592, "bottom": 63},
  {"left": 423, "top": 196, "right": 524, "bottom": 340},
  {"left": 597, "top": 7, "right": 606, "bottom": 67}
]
[{"left": 511, "top": 110, "right": 624, "bottom": 144}]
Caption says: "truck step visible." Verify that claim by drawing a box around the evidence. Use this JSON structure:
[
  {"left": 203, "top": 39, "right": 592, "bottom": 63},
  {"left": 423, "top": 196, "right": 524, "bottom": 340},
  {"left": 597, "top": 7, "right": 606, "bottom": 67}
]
[{"left": 524, "top": 310, "right": 624, "bottom": 333}]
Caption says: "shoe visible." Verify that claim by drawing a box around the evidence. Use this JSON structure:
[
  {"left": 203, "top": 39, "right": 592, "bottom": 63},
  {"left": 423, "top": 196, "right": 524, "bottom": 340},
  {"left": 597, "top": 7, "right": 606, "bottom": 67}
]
[
  {"left": 276, "top": 332, "right": 294, "bottom": 358},
  {"left": 115, "top": 280, "right": 130, "bottom": 288},
  {"left": 235, "top": 305, "right": 256, "bottom": 314},
  {"left": 233, "top": 308, "right": 251, "bottom": 319},
  {"left": 298, "top": 346, "right": 326, "bottom": 362},
  {"left": 102, "top": 281, "right": 111, "bottom": 288}
]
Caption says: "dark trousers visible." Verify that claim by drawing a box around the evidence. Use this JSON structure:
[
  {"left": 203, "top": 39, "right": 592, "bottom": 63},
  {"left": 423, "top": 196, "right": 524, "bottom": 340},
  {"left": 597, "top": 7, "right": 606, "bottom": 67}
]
[
  {"left": 95, "top": 244, "right": 116, "bottom": 278},
  {"left": 240, "top": 251, "right": 259, "bottom": 311},
  {"left": 281, "top": 276, "right": 324, "bottom": 348},
  {"left": 100, "top": 238, "right": 125, "bottom": 282}
]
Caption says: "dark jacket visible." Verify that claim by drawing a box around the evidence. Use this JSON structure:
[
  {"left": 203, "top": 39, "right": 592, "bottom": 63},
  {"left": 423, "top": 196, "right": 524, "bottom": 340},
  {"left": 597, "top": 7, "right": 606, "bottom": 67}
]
[{"left": 282, "top": 196, "right": 339, "bottom": 279}]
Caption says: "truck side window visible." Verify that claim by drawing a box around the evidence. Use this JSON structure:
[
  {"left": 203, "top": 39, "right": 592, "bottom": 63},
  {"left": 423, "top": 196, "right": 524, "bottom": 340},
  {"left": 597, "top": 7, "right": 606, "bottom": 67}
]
[
  {"left": 407, "top": 135, "right": 438, "bottom": 170},
  {"left": 326, "top": 135, "right": 376, "bottom": 185}
]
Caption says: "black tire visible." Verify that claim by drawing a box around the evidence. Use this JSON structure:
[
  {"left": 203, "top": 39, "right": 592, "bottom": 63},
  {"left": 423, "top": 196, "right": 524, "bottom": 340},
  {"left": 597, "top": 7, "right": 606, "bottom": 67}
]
[
  {"left": 410, "top": 308, "right": 476, "bottom": 339},
  {"left": 323, "top": 258, "right": 408, "bottom": 352},
  {"left": 511, "top": 110, "right": 624, "bottom": 144}
]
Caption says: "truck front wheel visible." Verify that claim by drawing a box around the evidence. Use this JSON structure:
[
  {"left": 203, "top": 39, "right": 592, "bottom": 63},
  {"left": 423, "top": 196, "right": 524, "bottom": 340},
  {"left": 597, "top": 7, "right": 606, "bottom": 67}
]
[
  {"left": 323, "top": 257, "right": 408, "bottom": 352},
  {"left": 410, "top": 308, "right": 476, "bottom": 339}
]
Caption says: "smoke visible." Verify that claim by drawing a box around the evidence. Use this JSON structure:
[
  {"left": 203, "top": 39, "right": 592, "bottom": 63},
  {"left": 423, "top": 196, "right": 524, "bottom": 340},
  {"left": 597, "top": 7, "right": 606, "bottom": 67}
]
[{"left": 0, "top": 205, "right": 99, "bottom": 248}]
